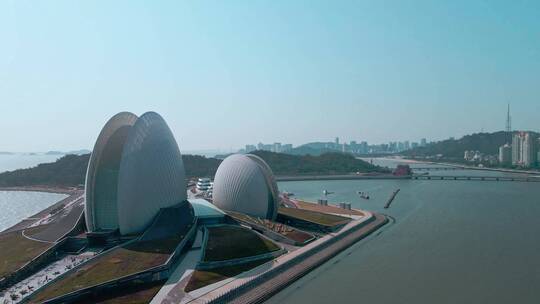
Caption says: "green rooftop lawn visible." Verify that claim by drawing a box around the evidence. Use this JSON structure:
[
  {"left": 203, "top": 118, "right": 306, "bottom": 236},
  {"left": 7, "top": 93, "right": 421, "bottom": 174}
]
[
  {"left": 278, "top": 207, "right": 351, "bottom": 227},
  {"left": 28, "top": 237, "right": 180, "bottom": 303},
  {"left": 203, "top": 226, "right": 280, "bottom": 262},
  {"left": 77, "top": 281, "right": 165, "bottom": 304},
  {"left": 0, "top": 229, "right": 52, "bottom": 280},
  {"left": 281, "top": 230, "right": 315, "bottom": 244},
  {"left": 227, "top": 211, "right": 315, "bottom": 245},
  {"left": 184, "top": 258, "right": 273, "bottom": 292}
]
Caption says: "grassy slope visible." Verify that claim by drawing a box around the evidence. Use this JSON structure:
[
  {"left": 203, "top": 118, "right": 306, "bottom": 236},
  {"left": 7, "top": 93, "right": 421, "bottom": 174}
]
[
  {"left": 278, "top": 207, "right": 351, "bottom": 227},
  {"left": 203, "top": 226, "right": 280, "bottom": 262},
  {"left": 185, "top": 225, "right": 281, "bottom": 292},
  {"left": 184, "top": 258, "right": 273, "bottom": 292},
  {"left": 295, "top": 200, "right": 364, "bottom": 216},
  {"left": 0, "top": 230, "right": 52, "bottom": 279},
  {"left": 227, "top": 211, "right": 315, "bottom": 244},
  {"left": 29, "top": 238, "right": 179, "bottom": 303},
  {"left": 77, "top": 281, "right": 165, "bottom": 304}
]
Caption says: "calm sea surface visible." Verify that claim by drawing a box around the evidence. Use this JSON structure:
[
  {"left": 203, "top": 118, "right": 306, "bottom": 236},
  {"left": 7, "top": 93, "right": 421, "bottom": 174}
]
[
  {"left": 273, "top": 160, "right": 540, "bottom": 304},
  {"left": 0, "top": 191, "right": 68, "bottom": 232}
]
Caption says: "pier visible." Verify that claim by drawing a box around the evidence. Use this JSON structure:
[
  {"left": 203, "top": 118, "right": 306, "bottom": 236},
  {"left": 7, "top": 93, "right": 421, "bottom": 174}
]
[{"left": 384, "top": 189, "right": 400, "bottom": 209}]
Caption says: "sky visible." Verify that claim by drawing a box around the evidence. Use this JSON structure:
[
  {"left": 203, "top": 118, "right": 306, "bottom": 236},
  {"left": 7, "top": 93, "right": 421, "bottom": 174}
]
[{"left": 0, "top": 0, "right": 539, "bottom": 152}]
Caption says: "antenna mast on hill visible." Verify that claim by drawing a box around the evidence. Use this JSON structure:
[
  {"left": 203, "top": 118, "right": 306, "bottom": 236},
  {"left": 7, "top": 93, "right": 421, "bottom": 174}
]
[{"left": 505, "top": 103, "right": 512, "bottom": 143}]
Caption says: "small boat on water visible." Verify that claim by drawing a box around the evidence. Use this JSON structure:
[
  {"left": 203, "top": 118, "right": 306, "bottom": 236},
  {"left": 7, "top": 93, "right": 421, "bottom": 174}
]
[
  {"left": 323, "top": 190, "right": 334, "bottom": 196},
  {"left": 357, "top": 191, "right": 370, "bottom": 200}
]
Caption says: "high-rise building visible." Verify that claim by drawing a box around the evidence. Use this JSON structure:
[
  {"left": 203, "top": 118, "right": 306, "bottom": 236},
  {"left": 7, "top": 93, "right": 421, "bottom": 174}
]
[
  {"left": 273, "top": 142, "right": 282, "bottom": 153},
  {"left": 245, "top": 145, "right": 257, "bottom": 153},
  {"left": 360, "top": 141, "right": 368, "bottom": 154},
  {"left": 522, "top": 134, "right": 536, "bottom": 167},
  {"left": 281, "top": 144, "right": 293, "bottom": 152},
  {"left": 512, "top": 134, "right": 521, "bottom": 165},
  {"left": 420, "top": 138, "right": 427, "bottom": 147},
  {"left": 512, "top": 132, "right": 537, "bottom": 167},
  {"left": 498, "top": 144, "right": 512, "bottom": 165},
  {"left": 506, "top": 103, "right": 512, "bottom": 142},
  {"left": 464, "top": 150, "right": 475, "bottom": 161}
]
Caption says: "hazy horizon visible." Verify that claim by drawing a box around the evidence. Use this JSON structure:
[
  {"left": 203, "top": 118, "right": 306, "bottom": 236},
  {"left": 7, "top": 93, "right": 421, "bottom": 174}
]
[
  {"left": 1, "top": 128, "right": 539, "bottom": 155},
  {"left": 1, "top": 1, "right": 539, "bottom": 151}
]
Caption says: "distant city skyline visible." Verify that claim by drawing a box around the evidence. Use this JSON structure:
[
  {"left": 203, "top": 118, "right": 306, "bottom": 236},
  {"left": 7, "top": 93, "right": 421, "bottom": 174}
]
[{"left": 1, "top": 1, "right": 539, "bottom": 152}]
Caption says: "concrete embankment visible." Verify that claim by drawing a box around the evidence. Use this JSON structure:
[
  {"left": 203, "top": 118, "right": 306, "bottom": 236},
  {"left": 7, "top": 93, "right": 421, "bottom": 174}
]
[{"left": 200, "top": 213, "right": 388, "bottom": 304}]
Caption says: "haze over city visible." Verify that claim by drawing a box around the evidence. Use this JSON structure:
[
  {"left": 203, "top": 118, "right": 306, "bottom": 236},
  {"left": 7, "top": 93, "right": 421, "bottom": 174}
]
[
  {"left": 3, "top": 1, "right": 540, "bottom": 304},
  {"left": 1, "top": 1, "right": 540, "bottom": 152}
]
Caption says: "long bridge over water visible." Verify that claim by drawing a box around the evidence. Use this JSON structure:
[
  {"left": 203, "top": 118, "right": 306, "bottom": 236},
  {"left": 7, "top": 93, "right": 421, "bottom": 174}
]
[
  {"left": 276, "top": 174, "right": 540, "bottom": 183},
  {"left": 412, "top": 167, "right": 465, "bottom": 171},
  {"left": 412, "top": 175, "right": 540, "bottom": 182}
]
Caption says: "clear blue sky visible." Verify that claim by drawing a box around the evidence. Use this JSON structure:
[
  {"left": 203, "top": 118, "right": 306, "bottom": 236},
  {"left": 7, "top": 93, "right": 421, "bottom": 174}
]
[{"left": 1, "top": 1, "right": 539, "bottom": 152}]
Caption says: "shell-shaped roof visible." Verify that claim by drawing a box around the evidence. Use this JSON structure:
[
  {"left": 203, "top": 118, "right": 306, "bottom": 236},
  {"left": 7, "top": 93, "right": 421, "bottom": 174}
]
[
  {"left": 116, "top": 112, "right": 187, "bottom": 235},
  {"left": 85, "top": 112, "right": 138, "bottom": 232},
  {"left": 212, "top": 154, "right": 279, "bottom": 220},
  {"left": 85, "top": 111, "right": 187, "bottom": 235}
]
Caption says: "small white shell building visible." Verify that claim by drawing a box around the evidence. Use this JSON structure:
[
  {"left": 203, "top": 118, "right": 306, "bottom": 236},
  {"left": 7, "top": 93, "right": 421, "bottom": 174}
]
[
  {"left": 85, "top": 111, "right": 187, "bottom": 235},
  {"left": 212, "top": 154, "right": 279, "bottom": 220}
]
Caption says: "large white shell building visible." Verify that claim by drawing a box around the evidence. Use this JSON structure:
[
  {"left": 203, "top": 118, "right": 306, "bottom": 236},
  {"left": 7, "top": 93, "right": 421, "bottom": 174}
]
[
  {"left": 85, "top": 111, "right": 187, "bottom": 235},
  {"left": 212, "top": 154, "right": 279, "bottom": 220}
]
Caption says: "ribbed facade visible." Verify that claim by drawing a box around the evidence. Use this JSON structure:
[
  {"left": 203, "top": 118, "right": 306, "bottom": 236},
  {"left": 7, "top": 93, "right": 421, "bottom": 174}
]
[
  {"left": 117, "top": 112, "right": 187, "bottom": 235},
  {"left": 212, "top": 154, "right": 279, "bottom": 220},
  {"left": 85, "top": 112, "right": 138, "bottom": 232},
  {"left": 85, "top": 111, "right": 187, "bottom": 235}
]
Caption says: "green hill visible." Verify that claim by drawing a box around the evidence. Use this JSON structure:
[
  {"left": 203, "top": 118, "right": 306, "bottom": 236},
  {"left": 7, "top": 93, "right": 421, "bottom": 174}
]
[
  {"left": 182, "top": 154, "right": 222, "bottom": 178},
  {"left": 0, "top": 154, "right": 90, "bottom": 187},
  {"left": 0, "top": 151, "right": 387, "bottom": 187},
  {"left": 252, "top": 150, "right": 387, "bottom": 175},
  {"left": 0, "top": 154, "right": 221, "bottom": 187},
  {"left": 404, "top": 131, "right": 539, "bottom": 158}
]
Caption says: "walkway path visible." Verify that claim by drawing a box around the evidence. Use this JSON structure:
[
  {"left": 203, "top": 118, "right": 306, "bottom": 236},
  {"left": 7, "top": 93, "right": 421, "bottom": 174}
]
[
  {"left": 181, "top": 212, "right": 386, "bottom": 304},
  {"left": 223, "top": 213, "right": 387, "bottom": 304}
]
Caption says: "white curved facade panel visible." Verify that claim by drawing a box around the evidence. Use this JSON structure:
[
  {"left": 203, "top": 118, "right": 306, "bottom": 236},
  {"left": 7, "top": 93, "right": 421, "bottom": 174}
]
[
  {"left": 212, "top": 154, "right": 278, "bottom": 219},
  {"left": 116, "top": 112, "right": 187, "bottom": 235},
  {"left": 246, "top": 154, "right": 279, "bottom": 219},
  {"left": 85, "top": 112, "right": 138, "bottom": 233}
]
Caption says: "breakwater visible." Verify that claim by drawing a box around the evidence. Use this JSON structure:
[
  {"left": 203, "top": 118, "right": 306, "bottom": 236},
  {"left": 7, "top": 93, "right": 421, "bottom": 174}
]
[
  {"left": 199, "top": 213, "right": 388, "bottom": 304},
  {"left": 384, "top": 189, "right": 400, "bottom": 209}
]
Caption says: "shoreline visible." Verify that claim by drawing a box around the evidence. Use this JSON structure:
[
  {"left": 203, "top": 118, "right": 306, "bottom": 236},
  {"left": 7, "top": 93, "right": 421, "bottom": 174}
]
[
  {"left": 0, "top": 186, "right": 81, "bottom": 195},
  {"left": 0, "top": 187, "right": 83, "bottom": 234},
  {"left": 189, "top": 211, "right": 388, "bottom": 304}
]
